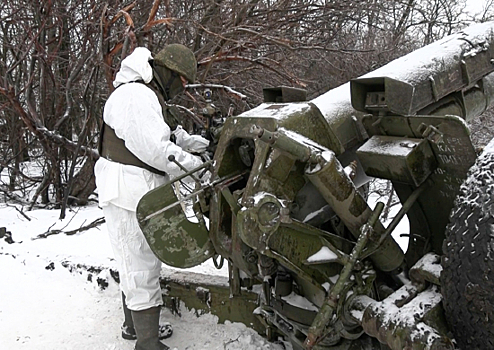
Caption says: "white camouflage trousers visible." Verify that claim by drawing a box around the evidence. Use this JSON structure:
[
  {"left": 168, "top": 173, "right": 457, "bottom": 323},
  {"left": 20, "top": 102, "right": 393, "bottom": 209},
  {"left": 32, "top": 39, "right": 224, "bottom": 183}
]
[{"left": 103, "top": 203, "right": 162, "bottom": 311}]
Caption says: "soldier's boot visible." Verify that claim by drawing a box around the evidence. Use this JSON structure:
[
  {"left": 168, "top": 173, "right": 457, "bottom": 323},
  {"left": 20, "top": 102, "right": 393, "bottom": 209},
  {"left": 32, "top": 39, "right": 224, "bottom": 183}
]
[
  {"left": 131, "top": 306, "right": 170, "bottom": 350},
  {"left": 122, "top": 293, "right": 173, "bottom": 341},
  {"left": 122, "top": 293, "right": 173, "bottom": 340},
  {"left": 121, "top": 292, "right": 137, "bottom": 340}
]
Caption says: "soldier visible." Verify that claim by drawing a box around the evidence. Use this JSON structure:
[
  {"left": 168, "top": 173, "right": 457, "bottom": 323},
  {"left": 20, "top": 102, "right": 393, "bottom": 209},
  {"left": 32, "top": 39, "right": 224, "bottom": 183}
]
[{"left": 95, "top": 45, "right": 209, "bottom": 350}]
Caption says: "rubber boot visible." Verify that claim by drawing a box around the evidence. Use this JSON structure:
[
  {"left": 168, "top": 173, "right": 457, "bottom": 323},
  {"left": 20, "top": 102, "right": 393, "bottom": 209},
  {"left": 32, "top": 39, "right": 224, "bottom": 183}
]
[
  {"left": 121, "top": 292, "right": 137, "bottom": 340},
  {"left": 131, "top": 306, "right": 170, "bottom": 350},
  {"left": 122, "top": 293, "right": 173, "bottom": 341}
]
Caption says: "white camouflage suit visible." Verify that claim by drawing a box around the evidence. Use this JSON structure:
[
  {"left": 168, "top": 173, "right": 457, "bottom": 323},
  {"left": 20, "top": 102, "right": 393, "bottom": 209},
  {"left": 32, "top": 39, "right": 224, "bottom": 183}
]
[{"left": 94, "top": 48, "right": 207, "bottom": 311}]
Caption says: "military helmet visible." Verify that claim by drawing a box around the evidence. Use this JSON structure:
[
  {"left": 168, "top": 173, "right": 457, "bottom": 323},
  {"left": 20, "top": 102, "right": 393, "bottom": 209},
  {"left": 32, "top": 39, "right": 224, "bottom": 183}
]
[{"left": 154, "top": 44, "right": 197, "bottom": 83}]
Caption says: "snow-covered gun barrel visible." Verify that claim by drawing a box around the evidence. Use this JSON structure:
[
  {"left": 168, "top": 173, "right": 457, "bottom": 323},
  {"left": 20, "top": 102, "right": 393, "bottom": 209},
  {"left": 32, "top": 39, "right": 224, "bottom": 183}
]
[{"left": 137, "top": 22, "right": 494, "bottom": 350}]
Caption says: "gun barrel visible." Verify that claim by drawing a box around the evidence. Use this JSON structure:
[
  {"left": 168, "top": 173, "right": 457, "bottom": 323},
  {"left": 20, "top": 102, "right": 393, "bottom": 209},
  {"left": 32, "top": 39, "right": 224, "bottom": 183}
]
[
  {"left": 350, "top": 22, "right": 494, "bottom": 119},
  {"left": 308, "top": 21, "right": 494, "bottom": 153}
]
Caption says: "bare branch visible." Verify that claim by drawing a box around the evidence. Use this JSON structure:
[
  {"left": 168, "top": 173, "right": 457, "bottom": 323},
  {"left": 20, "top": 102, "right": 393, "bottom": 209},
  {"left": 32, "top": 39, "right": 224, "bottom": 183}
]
[
  {"left": 34, "top": 217, "right": 105, "bottom": 239},
  {"left": 187, "top": 83, "right": 247, "bottom": 100}
]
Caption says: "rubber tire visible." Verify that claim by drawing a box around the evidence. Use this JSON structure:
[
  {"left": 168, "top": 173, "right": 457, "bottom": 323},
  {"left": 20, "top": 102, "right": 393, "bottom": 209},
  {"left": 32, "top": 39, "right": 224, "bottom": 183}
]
[{"left": 441, "top": 150, "right": 494, "bottom": 350}]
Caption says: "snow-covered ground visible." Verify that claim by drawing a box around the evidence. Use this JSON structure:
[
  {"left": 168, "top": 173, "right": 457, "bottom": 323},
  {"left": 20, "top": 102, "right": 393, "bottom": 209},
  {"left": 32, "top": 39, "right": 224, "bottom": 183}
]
[{"left": 0, "top": 203, "right": 286, "bottom": 350}]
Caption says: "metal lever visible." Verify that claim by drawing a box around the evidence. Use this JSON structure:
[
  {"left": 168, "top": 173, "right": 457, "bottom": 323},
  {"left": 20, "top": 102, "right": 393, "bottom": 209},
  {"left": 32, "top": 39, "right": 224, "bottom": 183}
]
[{"left": 168, "top": 154, "right": 201, "bottom": 183}]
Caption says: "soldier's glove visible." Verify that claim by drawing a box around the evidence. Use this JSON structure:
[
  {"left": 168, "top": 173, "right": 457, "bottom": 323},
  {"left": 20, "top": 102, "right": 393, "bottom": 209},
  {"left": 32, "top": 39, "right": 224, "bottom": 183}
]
[
  {"left": 199, "top": 170, "right": 212, "bottom": 186},
  {"left": 172, "top": 125, "right": 210, "bottom": 153}
]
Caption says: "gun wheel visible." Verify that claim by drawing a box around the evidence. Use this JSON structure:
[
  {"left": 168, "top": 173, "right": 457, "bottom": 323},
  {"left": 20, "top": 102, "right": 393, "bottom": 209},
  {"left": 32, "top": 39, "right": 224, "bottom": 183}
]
[{"left": 441, "top": 149, "right": 494, "bottom": 349}]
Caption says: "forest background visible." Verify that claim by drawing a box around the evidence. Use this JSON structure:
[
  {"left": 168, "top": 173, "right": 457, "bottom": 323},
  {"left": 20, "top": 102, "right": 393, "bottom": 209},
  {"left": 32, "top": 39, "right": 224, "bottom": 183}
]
[{"left": 1, "top": 0, "right": 494, "bottom": 215}]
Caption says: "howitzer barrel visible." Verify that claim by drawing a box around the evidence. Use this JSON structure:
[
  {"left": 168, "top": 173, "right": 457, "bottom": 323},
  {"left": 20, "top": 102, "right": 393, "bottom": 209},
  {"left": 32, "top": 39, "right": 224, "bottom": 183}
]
[
  {"left": 350, "top": 22, "right": 494, "bottom": 119},
  {"left": 239, "top": 22, "right": 494, "bottom": 160},
  {"left": 308, "top": 21, "right": 494, "bottom": 154}
]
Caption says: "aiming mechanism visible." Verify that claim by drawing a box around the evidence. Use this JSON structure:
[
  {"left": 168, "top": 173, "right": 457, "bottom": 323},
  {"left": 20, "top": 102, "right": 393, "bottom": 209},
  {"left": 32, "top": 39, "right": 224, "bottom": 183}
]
[{"left": 137, "top": 22, "right": 494, "bottom": 350}]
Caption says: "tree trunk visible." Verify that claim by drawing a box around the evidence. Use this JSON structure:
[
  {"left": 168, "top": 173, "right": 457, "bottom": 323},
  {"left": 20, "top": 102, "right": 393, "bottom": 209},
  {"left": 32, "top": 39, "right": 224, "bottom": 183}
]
[{"left": 68, "top": 157, "right": 97, "bottom": 205}]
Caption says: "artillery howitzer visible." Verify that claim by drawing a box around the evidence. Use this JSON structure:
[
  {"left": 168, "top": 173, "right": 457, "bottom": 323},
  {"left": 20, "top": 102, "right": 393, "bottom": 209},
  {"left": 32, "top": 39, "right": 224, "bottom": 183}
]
[{"left": 137, "top": 22, "right": 494, "bottom": 350}]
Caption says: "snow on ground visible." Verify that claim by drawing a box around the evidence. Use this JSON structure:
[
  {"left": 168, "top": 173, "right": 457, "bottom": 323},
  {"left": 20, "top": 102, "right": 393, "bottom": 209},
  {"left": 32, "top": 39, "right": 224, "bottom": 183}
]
[{"left": 0, "top": 203, "right": 285, "bottom": 350}]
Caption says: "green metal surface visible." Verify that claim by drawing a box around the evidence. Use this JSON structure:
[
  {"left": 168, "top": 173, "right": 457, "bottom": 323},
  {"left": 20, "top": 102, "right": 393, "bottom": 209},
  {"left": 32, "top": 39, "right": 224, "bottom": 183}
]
[
  {"left": 159, "top": 271, "right": 265, "bottom": 334},
  {"left": 356, "top": 135, "right": 436, "bottom": 186},
  {"left": 136, "top": 182, "right": 215, "bottom": 268},
  {"left": 361, "top": 114, "right": 476, "bottom": 262},
  {"left": 305, "top": 203, "right": 383, "bottom": 350},
  {"left": 263, "top": 86, "right": 308, "bottom": 103},
  {"left": 237, "top": 193, "right": 353, "bottom": 307},
  {"left": 350, "top": 28, "right": 494, "bottom": 118},
  {"left": 306, "top": 151, "right": 405, "bottom": 273}
]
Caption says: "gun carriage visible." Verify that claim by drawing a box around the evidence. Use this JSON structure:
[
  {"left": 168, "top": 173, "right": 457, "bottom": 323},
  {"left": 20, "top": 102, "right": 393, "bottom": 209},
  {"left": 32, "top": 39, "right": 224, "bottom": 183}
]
[{"left": 138, "top": 22, "right": 494, "bottom": 350}]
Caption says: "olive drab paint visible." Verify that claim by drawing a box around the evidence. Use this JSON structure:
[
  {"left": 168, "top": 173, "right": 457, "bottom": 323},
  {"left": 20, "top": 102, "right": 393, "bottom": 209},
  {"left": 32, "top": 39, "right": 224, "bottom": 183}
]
[{"left": 154, "top": 44, "right": 197, "bottom": 83}]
